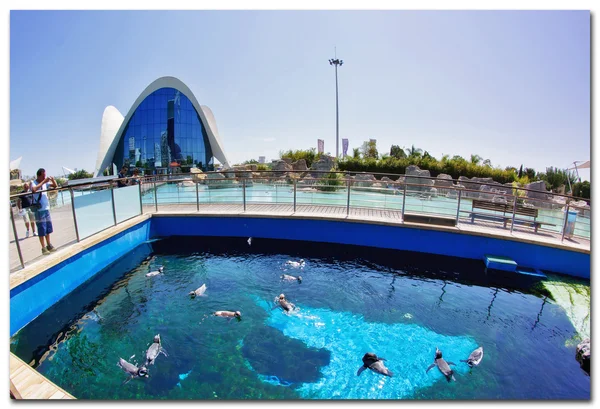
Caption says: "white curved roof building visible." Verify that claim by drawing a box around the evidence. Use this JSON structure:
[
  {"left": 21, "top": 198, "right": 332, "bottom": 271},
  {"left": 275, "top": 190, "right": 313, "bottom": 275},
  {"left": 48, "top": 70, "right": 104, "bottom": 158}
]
[{"left": 94, "top": 76, "right": 230, "bottom": 177}]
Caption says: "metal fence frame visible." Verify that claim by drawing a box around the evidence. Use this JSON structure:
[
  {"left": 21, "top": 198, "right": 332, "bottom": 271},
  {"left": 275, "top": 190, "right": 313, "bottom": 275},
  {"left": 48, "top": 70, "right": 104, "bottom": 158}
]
[{"left": 9, "top": 172, "right": 590, "bottom": 271}]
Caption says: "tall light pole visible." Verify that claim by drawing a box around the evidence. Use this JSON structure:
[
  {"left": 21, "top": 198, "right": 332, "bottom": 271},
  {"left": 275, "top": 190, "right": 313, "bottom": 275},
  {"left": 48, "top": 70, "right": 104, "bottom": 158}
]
[{"left": 329, "top": 52, "right": 343, "bottom": 160}]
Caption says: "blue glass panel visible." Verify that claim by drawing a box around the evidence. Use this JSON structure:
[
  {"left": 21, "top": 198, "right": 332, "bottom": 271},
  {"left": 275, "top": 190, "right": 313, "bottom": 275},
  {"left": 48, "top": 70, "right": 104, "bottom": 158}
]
[{"left": 153, "top": 109, "right": 161, "bottom": 123}]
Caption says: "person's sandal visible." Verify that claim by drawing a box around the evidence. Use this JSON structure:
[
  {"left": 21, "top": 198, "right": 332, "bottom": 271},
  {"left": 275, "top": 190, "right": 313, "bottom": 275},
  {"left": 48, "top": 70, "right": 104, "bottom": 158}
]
[
  {"left": 47, "top": 245, "right": 56, "bottom": 253},
  {"left": 42, "top": 247, "right": 50, "bottom": 255}
]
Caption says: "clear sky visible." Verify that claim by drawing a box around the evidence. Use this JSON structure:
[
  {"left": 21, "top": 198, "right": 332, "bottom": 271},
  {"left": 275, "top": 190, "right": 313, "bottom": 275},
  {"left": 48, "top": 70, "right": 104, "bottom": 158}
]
[{"left": 10, "top": 10, "right": 590, "bottom": 181}]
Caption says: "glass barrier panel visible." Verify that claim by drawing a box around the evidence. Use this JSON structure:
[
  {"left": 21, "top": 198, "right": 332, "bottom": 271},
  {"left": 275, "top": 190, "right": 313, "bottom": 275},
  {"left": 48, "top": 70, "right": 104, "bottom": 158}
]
[
  {"left": 10, "top": 194, "right": 78, "bottom": 270},
  {"left": 9, "top": 207, "right": 22, "bottom": 271},
  {"left": 113, "top": 185, "right": 142, "bottom": 223},
  {"left": 73, "top": 188, "right": 114, "bottom": 240}
]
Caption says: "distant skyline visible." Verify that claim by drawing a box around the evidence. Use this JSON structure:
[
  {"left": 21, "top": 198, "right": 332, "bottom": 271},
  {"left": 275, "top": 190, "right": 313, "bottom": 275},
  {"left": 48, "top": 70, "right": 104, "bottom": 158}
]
[{"left": 10, "top": 10, "right": 590, "bottom": 181}]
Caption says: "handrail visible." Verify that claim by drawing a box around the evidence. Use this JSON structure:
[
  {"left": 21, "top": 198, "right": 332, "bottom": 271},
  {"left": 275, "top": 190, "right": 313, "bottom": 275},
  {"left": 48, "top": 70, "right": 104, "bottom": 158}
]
[
  {"left": 194, "top": 169, "right": 590, "bottom": 203},
  {"left": 10, "top": 170, "right": 590, "bottom": 204}
]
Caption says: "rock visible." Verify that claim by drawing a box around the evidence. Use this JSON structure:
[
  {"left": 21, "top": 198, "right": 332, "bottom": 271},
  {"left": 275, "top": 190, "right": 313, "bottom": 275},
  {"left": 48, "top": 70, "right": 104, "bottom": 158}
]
[
  {"left": 429, "top": 187, "right": 438, "bottom": 198},
  {"left": 310, "top": 155, "right": 335, "bottom": 176},
  {"left": 576, "top": 338, "right": 590, "bottom": 375},
  {"left": 352, "top": 173, "right": 377, "bottom": 188},
  {"left": 206, "top": 171, "right": 234, "bottom": 188},
  {"left": 292, "top": 159, "right": 308, "bottom": 171},
  {"left": 405, "top": 165, "right": 434, "bottom": 192},
  {"left": 434, "top": 174, "right": 454, "bottom": 194},
  {"left": 272, "top": 160, "right": 293, "bottom": 176},
  {"left": 282, "top": 158, "right": 293, "bottom": 165},
  {"left": 492, "top": 195, "right": 508, "bottom": 204},
  {"left": 298, "top": 176, "right": 317, "bottom": 187},
  {"left": 245, "top": 164, "right": 258, "bottom": 172}
]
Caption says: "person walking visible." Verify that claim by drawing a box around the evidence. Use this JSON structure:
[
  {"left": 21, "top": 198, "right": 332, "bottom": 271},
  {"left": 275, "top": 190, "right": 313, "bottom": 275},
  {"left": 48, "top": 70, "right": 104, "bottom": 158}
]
[
  {"left": 16, "top": 182, "right": 37, "bottom": 238},
  {"left": 30, "top": 168, "right": 58, "bottom": 255}
]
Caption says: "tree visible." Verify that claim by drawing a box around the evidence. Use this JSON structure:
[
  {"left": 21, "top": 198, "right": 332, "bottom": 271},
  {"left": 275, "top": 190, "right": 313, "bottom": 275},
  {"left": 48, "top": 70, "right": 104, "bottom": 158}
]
[
  {"left": 244, "top": 159, "right": 259, "bottom": 165},
  {"left": 361, "top": 140, "right": 378, "bottom": 159},
  {"left": 482, "top": 159, "right": 492, "bottom": 167},
  {"left": 405, "top": 145, "right": 422, "bottom": 158},
  {"left": 518, "top": 164, "right": 523, "bottom": 178},
  {"left": 470, "top": 154, "right": 482, "bottom": 165},
  {"left": 390, "top": 145, "right": 406, "bottom": 159},
  {"left": 68, "top": 169, "right": 94, "bottom": 180},
  {"left": 524, "top": 167, "right": 536, "bottom": 181},
  {"left": 572, "top": 181, "right": 590, "bottom": 199},
  {"left": 422, "top": 151, "right": 434, "bottom": 160},
  {"left": 540, "top": 167, "right": 577, "bottom": 191},
  {"left": 352, "top": 147, "right": 361, "bottom": 159}
]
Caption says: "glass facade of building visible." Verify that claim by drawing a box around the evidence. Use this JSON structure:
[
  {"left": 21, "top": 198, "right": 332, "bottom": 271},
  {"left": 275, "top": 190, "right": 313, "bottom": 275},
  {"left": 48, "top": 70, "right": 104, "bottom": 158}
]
[{"left": 112, "top": 87, "right": 214, "bottom": 172}]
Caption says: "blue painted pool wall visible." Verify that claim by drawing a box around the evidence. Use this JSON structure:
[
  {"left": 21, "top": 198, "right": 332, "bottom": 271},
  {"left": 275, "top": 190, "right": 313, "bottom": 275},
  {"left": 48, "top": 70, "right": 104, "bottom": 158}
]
[
  {"left": 151, "top": 216, "right": 590, "bottom": 279},
  {"left": 10, "top": 219, "right": 151, "bottom": 336}
]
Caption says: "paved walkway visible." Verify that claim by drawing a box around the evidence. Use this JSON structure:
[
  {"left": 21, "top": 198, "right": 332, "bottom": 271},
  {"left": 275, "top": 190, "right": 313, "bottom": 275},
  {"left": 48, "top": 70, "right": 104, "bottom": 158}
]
[{"left": 10, "top": 202, "right": 590, "bottom": 273}]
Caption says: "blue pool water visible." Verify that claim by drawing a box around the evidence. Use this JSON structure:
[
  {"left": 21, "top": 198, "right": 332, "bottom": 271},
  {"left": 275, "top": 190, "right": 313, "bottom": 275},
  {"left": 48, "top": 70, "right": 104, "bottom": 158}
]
[{"left": 10, "top": 237, "right": 590, "bottom": 399}]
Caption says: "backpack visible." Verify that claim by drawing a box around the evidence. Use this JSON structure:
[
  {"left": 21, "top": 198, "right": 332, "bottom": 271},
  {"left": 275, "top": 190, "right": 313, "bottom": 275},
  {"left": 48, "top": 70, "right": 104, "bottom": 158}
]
[{"left": 22, "top": 184, "right": 42, "bottom": 210}]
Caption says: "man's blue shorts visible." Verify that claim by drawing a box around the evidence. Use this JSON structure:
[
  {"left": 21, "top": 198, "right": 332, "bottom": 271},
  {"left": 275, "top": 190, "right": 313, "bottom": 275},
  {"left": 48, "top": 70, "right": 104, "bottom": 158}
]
[{"left": 35, "top": 210, "right": 54, "bottom": 236}]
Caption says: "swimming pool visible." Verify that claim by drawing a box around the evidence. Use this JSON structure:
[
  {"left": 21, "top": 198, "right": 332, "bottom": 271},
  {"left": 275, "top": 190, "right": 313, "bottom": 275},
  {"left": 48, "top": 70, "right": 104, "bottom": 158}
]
[
  {"left": 10, "top": 236, "right": 590, "bottom": 400},
  {"left": 142, "top": 183, "right": 591, "bottom": 239}
]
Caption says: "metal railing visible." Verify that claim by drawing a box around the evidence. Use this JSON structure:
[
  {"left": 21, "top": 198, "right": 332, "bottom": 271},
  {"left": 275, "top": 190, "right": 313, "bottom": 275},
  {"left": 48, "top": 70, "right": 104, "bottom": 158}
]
[
  {"left": 10, "top": 171, "right": 590, "bottom": 272},
  {"left": 139, "top": 171, "right": 590, "bottom": 239},
  {"left": 9, "top": 177, "right": 143, "bottom": 272}
]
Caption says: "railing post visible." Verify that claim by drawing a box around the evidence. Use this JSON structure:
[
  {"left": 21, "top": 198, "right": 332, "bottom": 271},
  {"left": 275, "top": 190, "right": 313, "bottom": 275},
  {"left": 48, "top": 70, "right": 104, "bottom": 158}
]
[
  {"left": 70, "top": 188, "right": 80, "bottom": 242},
  {"left": 401, "top": 181, "right": 407, "bottom": 221},
  {"left": 346, "top": 177, "right": 351, "bottom": 216},
  {"left": 293, "top": 178, "right": 297, "bottom": 212},
  {"left": 110, "top": 182, "right": 117, "bottom": 226},
  {"left": 196, "top": 180, "right": 200, "bottom": 212},
  {"left": 10, "top": 206, "right": 25, "bottom": 269},
  {"left": 243, "top": 178, "right": 246, "bottom": 212},
  {"left": 61, "top": 191, "right": 65, "bottom": 207},
  {"left": 510, "top": 190, "right": 518, "bottom": 234},
  {"left": 153, "top": 179, "right": 158, "bottom": 212},
  {"left": 455, "top": 189, "right": 462, "bottom": 226},
  {"left": 561, "top": 202, "right": 570, "bottom": 242},
  {"left": 138, "top": 181, "right": 143, "bottom": 215}
]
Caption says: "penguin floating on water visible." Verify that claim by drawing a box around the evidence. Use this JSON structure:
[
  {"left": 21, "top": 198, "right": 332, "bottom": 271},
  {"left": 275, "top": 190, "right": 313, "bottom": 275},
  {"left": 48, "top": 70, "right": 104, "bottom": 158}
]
[
  {"left": 146, "top": 266, "right": 164, "bottom": 277},
  {"left": 189, "top": 284, "right": 208, "bottom": 298},
  {"left": 117, "top": 358, "right": 148, "bottom": 384},
  {"left": 281, "top": 274, "right": 302, "bottom": 283},
  {"left": 145, "top": 334, "right": 168, "bottom": 366},
  {"left": 357, "top": 353, "right": 394, "bottom": 377},
  {"left": 461, "top": 346, "right": 484, "bottom": 368},
  {"left": 426, "top": 347, "right": 457, "bottom": 382}
]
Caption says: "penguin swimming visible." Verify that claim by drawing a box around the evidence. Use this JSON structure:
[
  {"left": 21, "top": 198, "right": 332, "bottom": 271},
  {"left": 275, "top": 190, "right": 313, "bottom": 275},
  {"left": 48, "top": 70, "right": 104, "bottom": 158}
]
[
  {"left": 117, "top": 358, "right": 148, "bottom": 384},
  {"left": 460, "top": 346, "right": 484, "bottom": 368},
  {"left": 146, "top": 266, "right": 164, "bottom": 277},
  {"left": 214, "top": 311, "right": 242, "bottom": 322},
  {"left": 281, "top": 274, "right": 302, "bottom": 283},
  {"left": 189, "top": 284, "right": 208, "bottom": 297},
  {"left": 247, "top": 237, "right": 252, "bottom": 246},
  {"left": 285, "top": 259, "right": 305, "bottom": 269},
  {"left": 357, "top": 352, "right": 394, "bottom": 377},
  {"left": 274, "top": 294, "right": 296, "bottom": 312},
  {"left": 426, "top": 347, "right": 456, "bottom": 382},
  {"left": 145, "top": 334, "right": 168, "bottom": 366}
]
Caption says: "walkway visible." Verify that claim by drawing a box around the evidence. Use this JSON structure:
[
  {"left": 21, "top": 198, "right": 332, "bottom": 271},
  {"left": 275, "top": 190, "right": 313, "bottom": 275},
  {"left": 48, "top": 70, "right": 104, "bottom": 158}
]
[{"left": 10, "top": 202, "right": 590, "bottom": 272}]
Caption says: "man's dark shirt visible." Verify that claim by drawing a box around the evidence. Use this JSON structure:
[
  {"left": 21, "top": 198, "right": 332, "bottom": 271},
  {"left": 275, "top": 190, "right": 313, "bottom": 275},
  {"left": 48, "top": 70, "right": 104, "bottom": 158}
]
[{"left": 117, "top": 171, "right": 127, "bottom": 188}]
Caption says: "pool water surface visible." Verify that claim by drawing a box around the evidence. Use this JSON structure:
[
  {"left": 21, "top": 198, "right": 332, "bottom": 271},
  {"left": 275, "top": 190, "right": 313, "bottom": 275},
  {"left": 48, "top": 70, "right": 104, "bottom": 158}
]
[{"left": 10, "top": 237, "right": 590, "bottom": 400}]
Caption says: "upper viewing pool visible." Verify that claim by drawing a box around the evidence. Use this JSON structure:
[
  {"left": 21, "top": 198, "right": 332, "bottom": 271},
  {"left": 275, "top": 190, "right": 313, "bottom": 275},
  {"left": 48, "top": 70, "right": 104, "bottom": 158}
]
[{"left": 10, "top": 236, "right": 590, "bottom": 400}]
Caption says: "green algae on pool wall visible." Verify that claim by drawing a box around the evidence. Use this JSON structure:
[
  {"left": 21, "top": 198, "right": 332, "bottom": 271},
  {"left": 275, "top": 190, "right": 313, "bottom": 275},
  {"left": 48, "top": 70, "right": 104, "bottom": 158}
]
[{"left": 542, "top": 275, "right": 590, "bottom": 343}]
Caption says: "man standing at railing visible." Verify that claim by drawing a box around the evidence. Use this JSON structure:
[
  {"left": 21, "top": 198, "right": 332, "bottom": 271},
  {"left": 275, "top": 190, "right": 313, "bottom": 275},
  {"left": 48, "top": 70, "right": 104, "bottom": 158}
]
[
  {"left": 30, "top": 168, "right": 58, "bottom": 255},
  {"left": 117, "top": 165, "right": 129, "bottom": 188}
]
